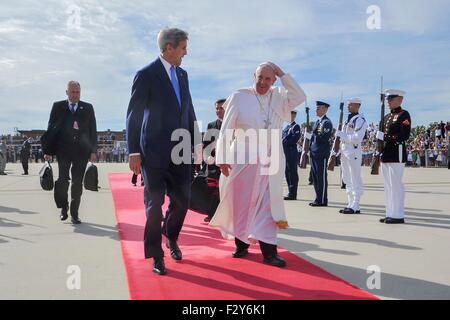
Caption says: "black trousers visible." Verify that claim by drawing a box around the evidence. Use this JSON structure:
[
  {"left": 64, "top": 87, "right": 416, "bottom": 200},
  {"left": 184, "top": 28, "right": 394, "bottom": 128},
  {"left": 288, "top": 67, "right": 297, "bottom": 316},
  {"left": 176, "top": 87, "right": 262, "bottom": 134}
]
[
  {"left": 284, "top": 147, "right": 299, "bottom": 198},
  {"left": 311, "top": 156, "right": 328, "bottom": 205},
  {"left": 141, "top": 162, "right": 191, "bottom": 259},
  {"left": 21, "top": 156, "right": 29, "bottom": 174},
  {"left": 235, "top": 238, "right": 277, "bottom": 258},
  {"left": 54, "top": 152, "right": 89, "bottom": 217}
]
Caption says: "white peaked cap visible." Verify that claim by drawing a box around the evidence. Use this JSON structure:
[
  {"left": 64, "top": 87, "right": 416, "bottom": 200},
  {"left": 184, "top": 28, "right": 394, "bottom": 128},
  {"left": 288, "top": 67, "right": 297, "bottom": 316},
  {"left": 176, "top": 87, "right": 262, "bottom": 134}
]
[
  {"left": 384, "top": 89, "right": 406, "bottom": 97},
  {"left": 347, "top": 98, "right": 362, "bottom": 104}
]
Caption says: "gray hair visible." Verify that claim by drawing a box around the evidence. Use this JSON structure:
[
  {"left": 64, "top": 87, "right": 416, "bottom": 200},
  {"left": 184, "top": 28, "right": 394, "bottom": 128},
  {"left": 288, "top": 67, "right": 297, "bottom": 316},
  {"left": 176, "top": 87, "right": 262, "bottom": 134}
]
[
  {"left": 67, "top": 80, "right": 80, "bottom": 89},
  {"left": 157, "top": 28, "right": 189, "bottom": 52}
]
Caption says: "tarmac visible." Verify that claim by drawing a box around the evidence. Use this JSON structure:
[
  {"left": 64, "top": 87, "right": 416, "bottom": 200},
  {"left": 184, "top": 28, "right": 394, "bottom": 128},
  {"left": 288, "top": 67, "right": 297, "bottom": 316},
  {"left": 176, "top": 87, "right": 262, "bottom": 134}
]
[{"left": 0, "top": 162, "right": 449, "bottom": 300}]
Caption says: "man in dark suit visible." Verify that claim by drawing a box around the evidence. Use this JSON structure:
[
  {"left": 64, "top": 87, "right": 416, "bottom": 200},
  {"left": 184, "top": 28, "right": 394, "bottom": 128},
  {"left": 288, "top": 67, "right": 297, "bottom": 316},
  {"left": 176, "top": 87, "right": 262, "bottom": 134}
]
[
  {"left": 21, "top": 137, "right": 32, "bottom": 175},
  {"left": 307, "top": 101, "right": 333, "bottom": 207},
  {"left": 283, "top": 110, "right": 301, "bottom": 200},
  {"left": 126, "top": 28, "right": 199, "bottom": 276},
  {"left": 201, "top": 98, "right": 225, "bottom": 222},
  {"left": 43, "top": 81, "right": 97, "bottom": 224}
]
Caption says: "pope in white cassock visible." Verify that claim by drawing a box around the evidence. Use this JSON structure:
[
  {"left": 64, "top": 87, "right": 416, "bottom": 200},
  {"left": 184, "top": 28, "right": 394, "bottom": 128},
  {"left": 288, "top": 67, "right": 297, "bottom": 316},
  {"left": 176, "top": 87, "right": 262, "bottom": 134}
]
[{"left": 209, "top": 62, "right": 306, "bottom": 268}]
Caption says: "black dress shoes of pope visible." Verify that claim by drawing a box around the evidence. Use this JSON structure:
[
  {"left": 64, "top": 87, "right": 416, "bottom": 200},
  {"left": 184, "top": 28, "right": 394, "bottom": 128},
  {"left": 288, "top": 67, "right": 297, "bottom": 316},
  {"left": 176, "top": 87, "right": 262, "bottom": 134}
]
[
  {"left": 232, "top": 247, "right": 249, "bottom": 258},
  {"left": 166, "top": 239, "right": 182, "bottom": 261},
  {"left": 263, "top": 255, "right": 286, "bottom": 268}
]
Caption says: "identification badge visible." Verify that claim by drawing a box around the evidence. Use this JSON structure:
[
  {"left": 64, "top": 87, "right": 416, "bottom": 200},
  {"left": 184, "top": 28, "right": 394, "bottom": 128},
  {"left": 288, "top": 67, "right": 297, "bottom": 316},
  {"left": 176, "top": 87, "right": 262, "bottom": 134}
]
[{"left": 73, "top": 121, "right": 79, "bottom": 130}]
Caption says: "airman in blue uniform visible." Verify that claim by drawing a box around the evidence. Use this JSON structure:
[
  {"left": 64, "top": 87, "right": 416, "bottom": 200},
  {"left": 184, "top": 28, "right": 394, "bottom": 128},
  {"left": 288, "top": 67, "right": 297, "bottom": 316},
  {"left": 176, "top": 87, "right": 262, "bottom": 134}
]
[
  {"left": 307, "top": 101, "right": 333, "bottom": 207},
  {"left": 283, "top": 110, "right": 301, "bottom": 200}
]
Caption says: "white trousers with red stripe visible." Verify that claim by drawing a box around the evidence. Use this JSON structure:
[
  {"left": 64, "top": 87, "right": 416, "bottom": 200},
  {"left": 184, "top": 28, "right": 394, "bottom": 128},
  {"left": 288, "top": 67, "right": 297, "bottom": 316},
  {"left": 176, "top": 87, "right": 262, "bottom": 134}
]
[{"left": 381, "top": 163, "right": 405, "bottom": 219}]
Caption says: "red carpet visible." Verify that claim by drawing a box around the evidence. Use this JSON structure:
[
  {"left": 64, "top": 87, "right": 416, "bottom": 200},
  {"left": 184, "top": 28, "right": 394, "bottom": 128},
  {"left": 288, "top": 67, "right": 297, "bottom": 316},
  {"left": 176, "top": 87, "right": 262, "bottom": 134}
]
[{"left": 109, "top": 173, "right": 377, "bottom": 300}]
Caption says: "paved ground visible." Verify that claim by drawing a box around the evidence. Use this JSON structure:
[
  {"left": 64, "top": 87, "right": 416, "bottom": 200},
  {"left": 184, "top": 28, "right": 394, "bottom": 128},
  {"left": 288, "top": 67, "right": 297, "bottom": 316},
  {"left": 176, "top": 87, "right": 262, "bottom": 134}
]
[{"left": 1, "top": 163, "right": 449, "bottom": 299}]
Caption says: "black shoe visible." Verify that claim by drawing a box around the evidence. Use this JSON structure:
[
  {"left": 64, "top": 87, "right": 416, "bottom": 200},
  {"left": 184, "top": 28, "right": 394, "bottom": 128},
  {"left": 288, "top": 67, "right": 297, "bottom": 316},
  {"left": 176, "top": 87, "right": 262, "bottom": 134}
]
[
  {"left": 379, "top": 218, "right": 386, "bottom": 223},
  {"left": 263, "top": 255, "right": 286, "bottom": 268},
  {"left": 339, "top": 208, "right": 350, "bottom": 213},
  {"left": 203, "top": 216, "right": 211, "bottom": 222},
  {"left": 166, "top": 239, "right": 182, "bottom": 261},
  {"left": 71, "top": 216, "right": 82, "bottom": 224},
  {"left": 385, "top": 218, "right": 405, "bottom": 224},
  {"left": 22, "top": 173, "right": 28, "bottom": 175},
  {"left": 341, "top": 208, "right": 360, "bottom": 214},
  {"left": 284, "top": 196, "right": 297, "bottom": 201},
  {"left": 60, "top": 207, "right": 69, "bottom": 221},
  {"left": 309, "top": 202, "right": 327, "bottom": 207},
  {"left": 232, "top": 247, "right": 249, "bottom": 258},
  {"left": 152, "top": 258, "right": 166, "bottom": 275},
  {"left": 308, "top": 182, "right": 313, "bottom": 185},
  {"left": 0, "top": 172, "right": 7, "bottom": 175}
]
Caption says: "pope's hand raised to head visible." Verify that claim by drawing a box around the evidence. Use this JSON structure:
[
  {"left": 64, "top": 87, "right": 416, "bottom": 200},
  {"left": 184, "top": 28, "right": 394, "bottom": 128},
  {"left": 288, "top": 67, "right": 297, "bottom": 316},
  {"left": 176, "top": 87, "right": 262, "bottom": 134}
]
[{"left": 266, "top": 62, "right": 285, "bottom": 78}]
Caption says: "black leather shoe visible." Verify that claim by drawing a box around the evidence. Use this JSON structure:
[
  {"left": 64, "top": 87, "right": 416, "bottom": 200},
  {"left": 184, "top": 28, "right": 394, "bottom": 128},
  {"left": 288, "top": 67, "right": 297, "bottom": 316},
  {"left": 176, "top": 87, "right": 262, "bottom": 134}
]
[
  {"left": 166, "top": 239, "right": 182, "bottom": 261},
  {"left": 385, "top": 218, "right": 405, "bottom": 224},
  {"left": 232, "top": 247, "right": 249, "bottom": 258},
  {"left": 153, "top": 258, "right": 166, "bottom": 275},
  {"left": 284, "top": 196, "right": 297, "bottom": 201},
  {"left": 379, "top": 218, "right": 386, "bottom": 223},
  {"left": 60, "top": 207, "right": 69, "bottom": 221},
  {"left": 263, "top": 255, "right": 286, "bottom": 268},
  {"left": 71, "top": 216, "right": 82, "bottom": 224},
  {"left": 341, "top": 208, "right": 361, "bottom": 214},
  {"left": 309, "top": 202, "right": 327, "bottom": 207},
  {"left": 339, "top": 208, "right": 349, "bottom": 213}
]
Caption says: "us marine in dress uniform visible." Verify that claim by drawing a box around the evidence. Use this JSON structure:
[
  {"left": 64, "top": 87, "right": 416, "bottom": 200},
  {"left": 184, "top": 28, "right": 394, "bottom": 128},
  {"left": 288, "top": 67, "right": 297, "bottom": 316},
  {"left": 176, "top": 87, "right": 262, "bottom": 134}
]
[
  {"left": 307, "top": 101, "right": 333, "bottom": 207},
  {"left": 282, "top": 110, "right": 301, "bottom": 200},
  {"left": 335, "top": 98, "right": 368, "bottom": 214},
  {"left": 375, "top": 89, "right": 411, "bottom": 224}
]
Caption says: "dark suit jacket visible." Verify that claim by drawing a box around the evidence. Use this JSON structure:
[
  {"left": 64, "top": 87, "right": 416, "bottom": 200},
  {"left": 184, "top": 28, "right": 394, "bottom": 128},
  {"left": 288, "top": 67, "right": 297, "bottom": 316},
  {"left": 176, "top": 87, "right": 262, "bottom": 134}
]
[
  {"left": 310, "top": 115, "right": 333, "bottom": 159},
  {"left": 42, "top": 100, "right": 97, "bottom": 157},
  {"left": 203, "top": 119, "right": 222, "bottom": 157},
  {"left": 126, "top": 58, "right": 198, "bottom": 168}
]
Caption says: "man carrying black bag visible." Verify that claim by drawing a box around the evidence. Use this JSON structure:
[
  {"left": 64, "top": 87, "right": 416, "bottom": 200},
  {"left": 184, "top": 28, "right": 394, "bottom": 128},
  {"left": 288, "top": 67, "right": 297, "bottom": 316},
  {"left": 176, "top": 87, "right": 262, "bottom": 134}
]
[{"left": 43, "top": 81, "right": 97, "bottom": 224}]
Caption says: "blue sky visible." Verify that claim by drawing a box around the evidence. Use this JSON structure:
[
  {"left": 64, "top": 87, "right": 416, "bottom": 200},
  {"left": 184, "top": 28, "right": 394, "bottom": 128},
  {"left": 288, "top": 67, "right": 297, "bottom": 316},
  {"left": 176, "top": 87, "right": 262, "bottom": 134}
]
[{"left": 1, "top": 0, "right": 449, "bottom": 135}]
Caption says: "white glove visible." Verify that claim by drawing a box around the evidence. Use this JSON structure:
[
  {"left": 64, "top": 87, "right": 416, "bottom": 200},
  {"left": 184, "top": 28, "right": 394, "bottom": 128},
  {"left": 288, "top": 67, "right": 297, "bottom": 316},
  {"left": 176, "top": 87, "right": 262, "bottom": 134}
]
[
  {"left": 376, "top": 131, "right": 385, "bottom": 141},
  {"left": 304, "top": 132, "right": 312, "bottom": 140}
]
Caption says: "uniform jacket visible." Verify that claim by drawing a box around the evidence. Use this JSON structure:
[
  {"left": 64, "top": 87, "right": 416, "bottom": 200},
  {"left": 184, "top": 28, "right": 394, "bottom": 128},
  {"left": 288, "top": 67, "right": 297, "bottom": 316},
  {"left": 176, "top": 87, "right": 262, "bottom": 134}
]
[
  {"left": 310, "top": 115, "right": 333, "bottom": 159},
  {"left": 381, "top": 107, "right": 411, "bottom": 163}
]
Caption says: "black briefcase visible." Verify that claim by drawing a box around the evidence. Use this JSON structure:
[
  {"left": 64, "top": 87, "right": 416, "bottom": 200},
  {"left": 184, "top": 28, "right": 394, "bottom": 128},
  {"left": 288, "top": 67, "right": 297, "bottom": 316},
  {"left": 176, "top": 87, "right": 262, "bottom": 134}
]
[
  {"left": 39, "top": 161, "right": 54, "bottom": 191},
  {"left": 84, "top": 163, "right": 99, "bottom": 191},
  {"left": 189, "top": 166, "right": 220, "bottom": 216}
]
